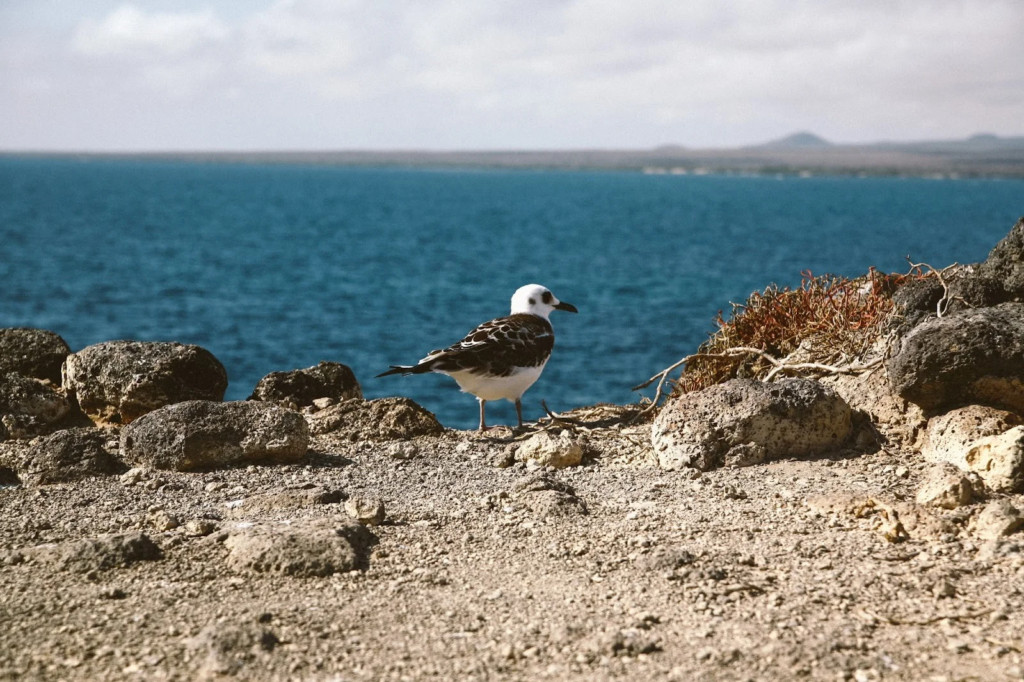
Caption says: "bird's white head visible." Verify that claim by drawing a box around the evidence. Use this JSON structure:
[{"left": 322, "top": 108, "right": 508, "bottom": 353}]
[{"left": 509, "top": 284, "right": 578, "bottom": 320}]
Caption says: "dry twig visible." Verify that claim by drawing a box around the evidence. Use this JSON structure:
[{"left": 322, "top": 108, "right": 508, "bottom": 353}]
[{"left": 905, "top": 258, "right": 959, "bottom": 318}]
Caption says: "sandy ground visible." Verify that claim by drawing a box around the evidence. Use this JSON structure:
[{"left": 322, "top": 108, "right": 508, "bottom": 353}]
[{"left": 2, "top": 416, "right": 1023, "bottom": 682}]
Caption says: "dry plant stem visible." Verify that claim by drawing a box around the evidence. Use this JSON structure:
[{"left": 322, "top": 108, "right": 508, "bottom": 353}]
[
  {"left": 632, "top": 346, "right": 881, "bottom": 418},
  {"left": 538, "top": 400, "right": 631, "bottom": 429},
  {"left": 905, "top": 258, "right": 958, "bottom": 318}
]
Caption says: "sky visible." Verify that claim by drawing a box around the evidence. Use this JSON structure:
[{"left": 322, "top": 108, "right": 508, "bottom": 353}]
[{"left": 1, "top": 0, "right": 1022, "bottom": 151}]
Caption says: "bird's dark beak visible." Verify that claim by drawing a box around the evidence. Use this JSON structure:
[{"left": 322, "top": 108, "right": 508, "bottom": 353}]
[{"left": 554, "top": 301, "right": 578, "bottom": 313}]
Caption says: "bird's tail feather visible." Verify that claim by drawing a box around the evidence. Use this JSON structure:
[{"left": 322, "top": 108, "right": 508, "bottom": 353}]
[{"left": 375, "top": 363, "right": 433, "bottom": 378}]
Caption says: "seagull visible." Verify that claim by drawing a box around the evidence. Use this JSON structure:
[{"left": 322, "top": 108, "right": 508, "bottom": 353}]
[{"left": 376, "top": 284, "right": 578, "bottom": 430}]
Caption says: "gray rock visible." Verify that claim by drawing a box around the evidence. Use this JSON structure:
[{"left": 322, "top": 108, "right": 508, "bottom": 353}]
[
  {"left": 249, "top": 361, "right": 362, "bottom": 407},
  {"left": 223, "top": 517, "right": 374, "bottom": 577},
  {"left": 512, "top": 472, "right": 576, "bottom": 496},
  {"left": 890, "top": 268, "right": 1008, "bottom": 334},
  {"left": 120, "top": 400, "right": 309, "bottom": 471},
  {"left": 512, "top": 473, "right": 587, "bottom": 516},
  {"left": 20, "top": 427, "right": 124, "bottom": 485},
  {"left": 973, "top": 499, "right": 1024, "bottom": 540},
  {"left": 345, "top": 495, "right": 386, "bottom": 526},
  {"left": 978, "top": 216, "right": 1024, "bottom": 300},
  {"left": 915, "top": 464, "right": 980, "bottom": 509},
  {"left": 0, "top": 328, "right": 71, "bottom": 384},
  {"left": 386, "top": 441, "right": 419, "bottom": 460},
  {"left": 886, "top": 303, "right": 1024, "bottom": 414},
  {"left": 63, "top": 341, "right": 228, "bottom": 424},
  {"left": 522, "top": 490, "right": 588, "bottom": 517},
  {"left": 147, "top": 510, "right": 180, "bottom": 531},
  {"left": 306, "top": 397, "right": 444, "bottom": 440},
  {"left": 227, "top": 485, "right": 343, "bottom": 517},
  {"left": 652, "top": 378, "right": 852, "bottom": 471},
  {"left": 26, "top": 532, "right": 161, "bottom": 572},
  {"left": 0, "top": 373, "right": 70, "bottom": 440},
  {"left": 188, "top": 622, "right": 278, "bottom": 678}
]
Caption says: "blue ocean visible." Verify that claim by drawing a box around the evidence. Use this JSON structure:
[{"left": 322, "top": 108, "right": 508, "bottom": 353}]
[{"left": 1, "top": 157, "right": 1021, "bottom": 428}]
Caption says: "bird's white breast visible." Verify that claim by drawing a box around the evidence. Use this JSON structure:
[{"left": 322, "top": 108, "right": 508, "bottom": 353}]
[{"left": 444, "top": 362, "right": 547, "bottom": 402}]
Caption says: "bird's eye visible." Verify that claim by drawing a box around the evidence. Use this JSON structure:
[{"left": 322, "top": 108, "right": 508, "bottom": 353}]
[{"left": 542, "top": 291, "right": 553, "bottom": 304}]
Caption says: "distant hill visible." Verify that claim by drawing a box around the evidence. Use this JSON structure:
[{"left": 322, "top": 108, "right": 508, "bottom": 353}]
[
  {"left": 873, "top": 133, "right": 1024, "bottom": 153},
  {"left": 755, "top": 132, "right": 832, "bottom": 149},
  {"left": 7, "top": 133, "right": 1024, "bottom": 178}
]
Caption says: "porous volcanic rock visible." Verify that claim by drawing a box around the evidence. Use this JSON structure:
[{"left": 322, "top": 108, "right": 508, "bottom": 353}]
[
  {"left": 0, "top": 328, "right": 71, "bottom": 384},
  {"left": 890, "top": 267, "right": 1008, "bottom": 334},
  {"left": 20, "top": 427, "right": 123, "bottom": 486},
  {"left": 306, "top": 397, "right": 444, "bottom": 440},
  {"left": 978, "top": 216, "right": 1024, "bottom": 300},
  {"left": 0, "top": 372, "right": 70, "bottom": 440},
  {"left": 120, "top": 400, "right": 309, "bottom": 471},
  {"left": 652, "top": 378, "right": 852, "bottom": 471},
  {"left": 22, "top": 532, "right": 161, "bottom": 573},
  {"left": 886, "top": 303, "right": 1024, "bottom": 414},
  {"left": 223, "top": 517, "right": 374, "bottom": 577},
  {"left": 922, "top": 405, "right": 1021, "bottom": 468},
  {"left": 963, "top": 426, "right": 1024, "bottom": 493},
  {"left": 63, "top": 341, "right": 228, "bottom": 424},
  {"left": 249, "top": 361, "right": 362, "bottom": 407},
  {"left": 515, "top": 431, "right": 583, "bottom": 468}
]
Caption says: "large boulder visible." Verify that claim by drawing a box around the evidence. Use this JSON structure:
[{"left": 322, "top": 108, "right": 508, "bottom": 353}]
[
  {"left": 922, "top": 405, "right": 1021, "bottom": 467},
  {"left": 0, "top": 328, "right": 71, "bottom": 384},
  {"left": 886, "top": 303, "right": 1024, "bottom": 414},
  {"left": 978, "top": 216, "right": 1024, "bottom": 300},
  {"left": 0, "top": 373, "right": 70, "bottom": 440},
  {"left": 652, "top": 378, "right": 852, "bottom": 471},
  {"left": 63, "top": 341, "right": 228, "bottom": 424},
  {"left": 249, "top": 361, "right": 362, "bottom": 407},
  {"left": 120, "top": 400, "right": 309, "bottom": 471},
  {"left": 223, "top": 518, "right": 374, "bottom": 577},
  {"left": 19, "top": 427, "right": 124, "bottom": 485},
  {"left": 306, "top": 397, "right": 444, "bottom": 440},
  {"left": 889, "top": 267, "right": 1007, "bottom": 334}
]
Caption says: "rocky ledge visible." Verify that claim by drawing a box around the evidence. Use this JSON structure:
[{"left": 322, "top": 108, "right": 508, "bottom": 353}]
[{"left": 1, "top": 218, "right": 1024, "bottom": 681}]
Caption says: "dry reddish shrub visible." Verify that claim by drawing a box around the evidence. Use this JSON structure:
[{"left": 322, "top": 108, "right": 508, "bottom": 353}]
[{"left": 672, "top": 268, "right": 914, "bottom": 396}]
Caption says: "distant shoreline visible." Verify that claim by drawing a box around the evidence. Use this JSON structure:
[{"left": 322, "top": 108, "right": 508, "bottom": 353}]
[{"left": 4, "top": 135, "right": 1024, "bottom": 180}]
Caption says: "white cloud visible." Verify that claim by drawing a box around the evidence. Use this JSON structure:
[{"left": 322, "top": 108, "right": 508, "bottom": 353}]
[
  {"left": 72, "top": 4, "right": 230, "bottom": 56},
  {"left": 1, "top": 0, "right": 1021, "bottom": 149}
]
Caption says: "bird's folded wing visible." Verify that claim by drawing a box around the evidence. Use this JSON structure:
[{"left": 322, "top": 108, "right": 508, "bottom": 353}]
[{"left": 421, "top": 315, "right": 554, "bottom": 377}]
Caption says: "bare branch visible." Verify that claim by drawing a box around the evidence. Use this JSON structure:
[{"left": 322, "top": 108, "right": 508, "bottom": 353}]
[{"left": 906, "top": 258, "right": 958, "bottom": 318}]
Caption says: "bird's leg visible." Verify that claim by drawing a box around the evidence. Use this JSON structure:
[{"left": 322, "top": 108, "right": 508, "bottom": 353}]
[
  {"left": 515, "top": 399, "right": 523, "bottom": 428},
  {"left": 478, "top": 399, "right": 488, "bottom": 431}
]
